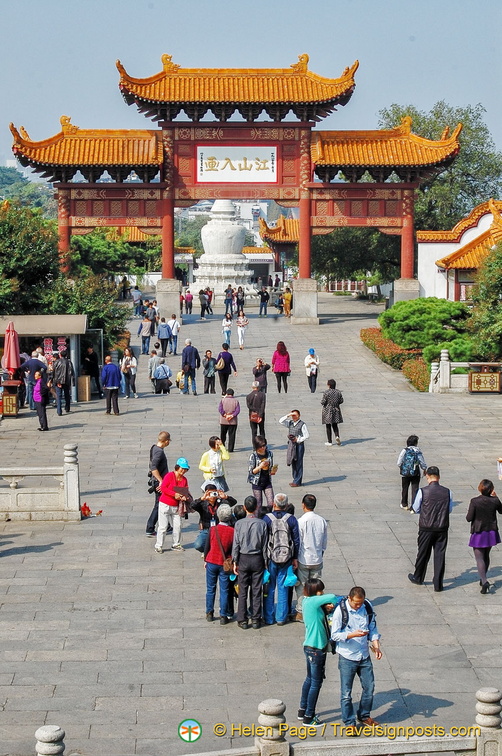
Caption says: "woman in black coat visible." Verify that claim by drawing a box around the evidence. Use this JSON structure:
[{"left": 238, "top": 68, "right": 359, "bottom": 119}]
[
  {"left": 466, "top": 479, "right": 502, "bottom": 594},
  {"left": 321, "top": 379, "right": 344, "bottom": 446}
]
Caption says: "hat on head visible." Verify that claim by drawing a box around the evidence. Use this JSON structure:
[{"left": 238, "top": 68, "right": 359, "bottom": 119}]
[
  {"left": 176, "top": 458, "right": 190, "bottom": 470},
  {"left": 309, "top": 348, "right": 315, "bottom": 355}
]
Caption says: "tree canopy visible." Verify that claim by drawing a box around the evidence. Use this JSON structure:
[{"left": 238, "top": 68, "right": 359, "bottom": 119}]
[
  {"left": 0, "top": 167, "right": 56, "bottom": 218},
  {"left": 378, "top": 101, "right": 502, "bottom": 230},
  {"left": 0, "top": 201, "right": 59, "bottom": 314},
  {"left": 469, "top": 242, "right": 502, "bottom": 360},
  {"left": 312, "top": 227, "right": 400, "bottom": 283}
]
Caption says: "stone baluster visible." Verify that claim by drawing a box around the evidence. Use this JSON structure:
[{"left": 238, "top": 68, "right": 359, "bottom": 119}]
[
  {"left": 63, "top": 444, "right": 80, "bottom": 515},
  {"left": 35, "top": 725, "right": 65, "bottom": 756},
  {"left": 475, "top": 689, "right": 502, "bottom": 756},
  {"left": 476, "top": 688, "right": 502, "bottom": 728},
  {"left": 439, "top": 348, "right": 451, "bottom": 392},
  {"left": 429, "top": 361, "right": 439, "bottom": 393},
  {"left": 255, "top": 698, "right": 289, "bottom": 756}
]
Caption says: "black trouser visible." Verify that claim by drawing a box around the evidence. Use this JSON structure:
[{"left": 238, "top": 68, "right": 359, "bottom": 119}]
[
  {"left": 220, "top": 424, "right": 237, "bottom": 452},
  {"left": 250, "top": 416, "right": 265, "bottom": 441},
  {"left": 401, "top": 474, "right": 420, "bottom": 507},
  {"left": 200, "top": 304, "right": 207, "bottom": 318},
  {"left": 35, "top": 401, "right": 48, "bottom": 430},
  {"left": 105, "top": 388, "right": 119, "bottom": 414},
  {"left": 90, "top": 374, "right": 102, "bottom": 395},
  {"left": 124, "top": 372, "right": 137, "bottom": 397},
  {"left": 275, "top": 372, "right": 288, "bottom": 393},
  {"left": 237, "top": 553, "right": 264, "bottom": 622},
  {"left": 308, "top": 374, "right": 317, "bottom": 393},
  {"left": 219, "top": 372, "right": 230, "bottom": 395},
  {"left": 146, "top": 490, "right": 160, "bottom": 535},
  {"left": 160, "top": 339, "right": 169, "bottom": 357},
  {"left": 155, "top": 379, "right": 170, "bottom": 394},
  {"left": 325, "top": 423, "right": 339, "bottom": 443},
  {"left": 204, "top": 376, "right": 216, "bottom": 394},
  {"left": 413, "top": 529, "right": 448, "bottom": 591},
  {"left": 186, "top": 302, "right": 192, "bottom": 314}
]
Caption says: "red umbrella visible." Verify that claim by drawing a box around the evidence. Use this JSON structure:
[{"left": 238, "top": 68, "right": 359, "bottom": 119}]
[{"left": 3, "top": 321, "right": 21, "bottom": 377}]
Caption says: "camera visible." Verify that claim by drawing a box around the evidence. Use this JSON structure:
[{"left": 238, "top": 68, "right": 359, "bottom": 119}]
[{"left": 147, "top": 472, "right": 156, "bottom": 495}]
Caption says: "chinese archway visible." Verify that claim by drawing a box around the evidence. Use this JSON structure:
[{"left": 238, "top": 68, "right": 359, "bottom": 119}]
[{"left": 10, "top": 53, "right": 462, "bottom": 323}]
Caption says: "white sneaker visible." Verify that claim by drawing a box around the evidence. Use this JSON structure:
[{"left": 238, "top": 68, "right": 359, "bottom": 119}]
[
  {"left": 154, "top": 546, "right": 163, "bottom": 553},
  {"left": 134, "top": 394, "right": 138, "bottom": 398},
  {"left": 335, "top": 437, "right": 341, "bottom": 446},
  {"left": 171, "top": 544, "right": 185, "bottom": 551},
  {"left": 325, "top": 442, "right": 333, "bottom": 446}
]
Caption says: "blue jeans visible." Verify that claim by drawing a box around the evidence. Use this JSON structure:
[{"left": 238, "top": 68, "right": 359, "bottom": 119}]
[
  {"left": 194, "top": 529, "right": 209, "bottom": 553},
  {"left": 300, "top": 647, "right": 327, "bottom": 719},
  {"left": 141, "top": 335, "right": 150, "bottom": 354},
  {"left": 27, "top": 381, "right": 35, "bottom": 410},
  {"left": 183, "top": 368, "right": 197, "bottom": 394},
  {"left": 224, "top": 299, "right": 232, "bottom": 314},
  {"left": 205, "top": 562, "right": 232, "bottom": 617},
  {"left": 55, "top": 384, "right": 71, "bottom": 415},
  {"left": 223, "top": 329, "right": 231, "bottom": 347},
  {"left": 259, "top": 302, "right": 268, "bottom": 316},
  {"left": 134, "top": 302, "right": 142, "bottom": 316},
  {"left": 263, "top": 560, "right": 290, "bottom": 624},
  {"left": 338, "top": 655, "right": 375, "bottom": 726},
  {"left": 171, "top": 335, "right": 178, "bottom": 355}
]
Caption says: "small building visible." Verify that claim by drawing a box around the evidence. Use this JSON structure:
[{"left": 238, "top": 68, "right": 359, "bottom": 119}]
[{"left": 417, "top": 199, "right": 502, "bottom": 301}]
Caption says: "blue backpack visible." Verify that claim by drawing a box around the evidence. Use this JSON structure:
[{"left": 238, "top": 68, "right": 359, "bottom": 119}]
[{"left": 400, "top": 447, "right": 418, "bottom": 477}]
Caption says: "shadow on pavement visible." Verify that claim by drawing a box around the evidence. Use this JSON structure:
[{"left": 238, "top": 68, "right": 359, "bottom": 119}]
[{"left": 0, "top": 541, "right": 62, "bottom": 557}]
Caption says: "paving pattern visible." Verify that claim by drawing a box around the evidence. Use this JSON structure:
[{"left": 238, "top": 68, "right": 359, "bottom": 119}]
[{"left": 1, "top": 293, "right": 501, "bottom": 755}]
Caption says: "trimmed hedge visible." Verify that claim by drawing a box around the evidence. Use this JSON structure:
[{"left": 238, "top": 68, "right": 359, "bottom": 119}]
[
  {"left": 360, "top": 328, "right": 422, "bottom": 370},
  {"left": 402, "top": 358, "right": 430, "bottom": 392}
]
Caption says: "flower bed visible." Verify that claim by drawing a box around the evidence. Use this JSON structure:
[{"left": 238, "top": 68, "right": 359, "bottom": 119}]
[
  {"left": 402, "top": 358, "right": 430, "bottom": 392},
  {"left": 360, "top": 328, "right": 422, "bottom": 370}
]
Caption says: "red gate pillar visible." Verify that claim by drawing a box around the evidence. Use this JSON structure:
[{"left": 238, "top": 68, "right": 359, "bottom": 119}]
[
  {"left": 156, "top": 128, "right": 182, "bottom": 317},
  {"left": 291, "top": 128, "right": 319, "bottom": 324},
  {"left": 400, "top": 191, "right": 415, "bottom": 279},
  {"left": 394, "top": 189, "right": 420, "bottom": 302},
  {"left": 298, "top": 196, "right": 312, "bottom": 279},
  {"left": 161, "top": 197, "right": 175, "bottom": 279},
  {"left": 58, "top": 190, "right": 71, "bottom": 274}
]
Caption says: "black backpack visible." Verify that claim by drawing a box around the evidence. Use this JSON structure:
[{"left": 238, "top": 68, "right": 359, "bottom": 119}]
[{"left": 325, "top": 597, "right": 374, "bottom": 655}]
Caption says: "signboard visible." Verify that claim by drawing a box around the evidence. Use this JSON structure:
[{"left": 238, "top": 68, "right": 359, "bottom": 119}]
[{"left": 197, "top": 146, "right": 277, "bottom": 183}]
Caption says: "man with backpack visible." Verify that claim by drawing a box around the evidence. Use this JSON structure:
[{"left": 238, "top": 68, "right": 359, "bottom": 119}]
[
  {"left": 397, "top": 435, "right": 427, "bottom": 510},
  {"left": 331, "top": 586, "right": 382, "bottom": 735},
  {"left": 263, "top": 493, "right": 300, "bottom": 626}
]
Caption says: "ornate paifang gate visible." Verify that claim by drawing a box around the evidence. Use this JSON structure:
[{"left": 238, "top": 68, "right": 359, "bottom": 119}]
[{"left": 10, "top": 54, "right": 462, "bottom": 323}]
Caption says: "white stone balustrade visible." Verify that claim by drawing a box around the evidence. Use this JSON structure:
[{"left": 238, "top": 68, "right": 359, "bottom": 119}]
[{"left": 0, "top": 444, "right": 80, "bottom": 521}]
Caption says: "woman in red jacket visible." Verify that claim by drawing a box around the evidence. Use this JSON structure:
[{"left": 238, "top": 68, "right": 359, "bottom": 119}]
[
  {"left": 272, "top": 341, "right": 291, "bottom": 394},
  {"left": 155, "top": 458, "right": 190, "bottom": 554},
  {"left": 204, "top": 503, "right": 234, "bottom": 624}
]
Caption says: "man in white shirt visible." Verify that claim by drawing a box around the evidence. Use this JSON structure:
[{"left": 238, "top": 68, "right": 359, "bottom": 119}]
[
  {"left": 294, "top": 494, "right": 327, "bottom": 621},
  {"left": 279, "top": 410, "right": 310, "bottom": 487},
  {"left": 167, "top": 313, "right": 181, "bottom": 355}
]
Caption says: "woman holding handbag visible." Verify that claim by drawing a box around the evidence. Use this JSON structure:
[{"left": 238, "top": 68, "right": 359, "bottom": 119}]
[
  {"left": 120, "top": 347, "right": 138, "bottom": 398},
  {"left": 204, "top": 503, "right": 235, "bottom": 624}
]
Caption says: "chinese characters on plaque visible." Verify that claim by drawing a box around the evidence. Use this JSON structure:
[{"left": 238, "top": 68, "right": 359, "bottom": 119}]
[{"left": 197, "top": 146, "right": 277, "bottom": 183}]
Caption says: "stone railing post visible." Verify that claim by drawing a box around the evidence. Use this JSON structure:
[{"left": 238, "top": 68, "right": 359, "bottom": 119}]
[
  {"left": 35, "top": 725, "right": 65, "bottom": 756},
  {"left": 429, "top": 361, "right": 440, "bottom": 393},
  {"left": 439, "top": 349, "right": 451, "bottom": 391},
  {"left": 475, "top": 688, "right": 502, "bottom": 756},
  {"left": 63, "top": 444, "right": 80, "bottom": 516},
  {"left": 255, "top": 699, "right": 289, "bottom": 756}
]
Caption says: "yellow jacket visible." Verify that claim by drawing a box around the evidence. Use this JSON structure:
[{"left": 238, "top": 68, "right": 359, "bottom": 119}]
[{"left": 199, "top": 446, "right": 230, "bottom": 480}]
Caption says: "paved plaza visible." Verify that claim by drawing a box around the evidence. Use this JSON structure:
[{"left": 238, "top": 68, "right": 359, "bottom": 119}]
[{"left": 1, "top": 293, "right": 501, "bottom": 756}]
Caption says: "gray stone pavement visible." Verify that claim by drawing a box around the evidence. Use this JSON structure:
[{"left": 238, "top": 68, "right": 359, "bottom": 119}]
[{"left": 1, "top": 293, "right": 501, "bottom": 755}]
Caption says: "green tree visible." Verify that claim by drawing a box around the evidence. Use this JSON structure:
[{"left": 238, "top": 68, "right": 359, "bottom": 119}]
[
  {"left": 175, "top": 216, "right": 209, "bottom": 255},
  {"left": 45, "top": 274, "right": 129, "bottom": 350},
  {"left": 469, "top": 242, "right": 502, "bottom": 360},
  {"left": 312, "top": 227, "right": 400, "bottom": 282},
  {"left": 70, "top": 229, "right": 148, "bottom": 277},
  {"left": 378, "top": 297, "right": 471, "bottom": 349},
  {"left": 0, "top": 201, "right": 59, "bottom": 314},
  {"left": 0, "top": 167, "right": 56, "bottom": 218},
  {"left": 0, "top": 167, "right": 28, "bottom": 192},
  {"left": 378, "top": 101, "right": 502, "bottom": 230}
]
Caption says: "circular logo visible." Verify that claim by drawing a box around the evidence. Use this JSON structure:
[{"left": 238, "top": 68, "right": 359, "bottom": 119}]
[{"left": 178, "top": 719, "right": 202, "bottom": 743}]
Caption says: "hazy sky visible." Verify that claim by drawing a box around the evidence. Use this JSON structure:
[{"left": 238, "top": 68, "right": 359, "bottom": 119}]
[{"left": 2, "top": 0, "right": 501, "bottom": 171}]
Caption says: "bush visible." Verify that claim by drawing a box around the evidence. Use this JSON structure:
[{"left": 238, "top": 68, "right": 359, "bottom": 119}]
[
  {"left": 422, "top": 337, "right": 475, "bottom": 364},
  {"left": 360, "top": 327, "right": 422, "bottom": 369},
  {"left": 378, "top": 297, "right": 471, "bottom": 349},
  {"left": 402, "top": 358, "right": 430, "bottom": 392}
]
